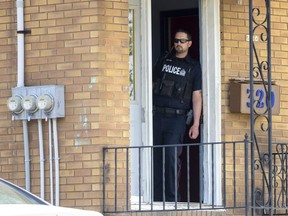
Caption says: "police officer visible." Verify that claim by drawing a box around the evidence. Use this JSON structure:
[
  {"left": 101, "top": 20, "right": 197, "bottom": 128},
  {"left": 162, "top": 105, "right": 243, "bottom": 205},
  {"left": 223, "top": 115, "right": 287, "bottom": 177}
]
[{"left": 153, "top": 29, "right": 202, "bottom": 202}]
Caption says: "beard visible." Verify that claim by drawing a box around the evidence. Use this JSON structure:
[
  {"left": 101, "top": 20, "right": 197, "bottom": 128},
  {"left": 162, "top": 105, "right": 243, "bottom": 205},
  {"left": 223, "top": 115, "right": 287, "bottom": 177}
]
[{"left": 175, "top": 45, "right": 184, "bottom": 54}]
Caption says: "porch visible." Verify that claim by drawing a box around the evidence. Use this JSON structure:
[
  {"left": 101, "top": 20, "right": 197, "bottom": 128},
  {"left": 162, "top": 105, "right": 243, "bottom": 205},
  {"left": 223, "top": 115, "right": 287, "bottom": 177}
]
[{"left": 102, "top": 140, "right": 288, "bottom": 216}]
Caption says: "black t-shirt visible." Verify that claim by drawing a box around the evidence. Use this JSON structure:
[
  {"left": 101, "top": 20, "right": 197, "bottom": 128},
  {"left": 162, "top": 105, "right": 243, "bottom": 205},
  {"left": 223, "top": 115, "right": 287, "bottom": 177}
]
[{"left": 153, "top": 54, "right": 202, "bottom": 110}]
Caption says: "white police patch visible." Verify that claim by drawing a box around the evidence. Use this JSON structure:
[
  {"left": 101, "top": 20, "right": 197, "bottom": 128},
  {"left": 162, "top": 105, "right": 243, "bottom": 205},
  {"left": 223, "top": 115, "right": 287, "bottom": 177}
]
[{"left": 162, "top": 64, "right": 186, "bottom": 76}]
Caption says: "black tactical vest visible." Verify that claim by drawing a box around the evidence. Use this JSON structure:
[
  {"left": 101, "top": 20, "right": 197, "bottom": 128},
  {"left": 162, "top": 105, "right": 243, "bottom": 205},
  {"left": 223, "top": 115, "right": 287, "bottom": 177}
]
[{"left": 153, "top": 57, "right": 194, "bottom": 105}]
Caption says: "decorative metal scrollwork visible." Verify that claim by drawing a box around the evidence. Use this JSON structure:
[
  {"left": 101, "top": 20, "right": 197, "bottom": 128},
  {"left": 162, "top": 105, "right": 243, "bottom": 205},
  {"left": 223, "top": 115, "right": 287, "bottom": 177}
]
[
  {"left": 250, "top": 0, "right": 275, "bottom": 214},
  {"left": 273, "top": 144, "right": 288, "bottom": 209}
]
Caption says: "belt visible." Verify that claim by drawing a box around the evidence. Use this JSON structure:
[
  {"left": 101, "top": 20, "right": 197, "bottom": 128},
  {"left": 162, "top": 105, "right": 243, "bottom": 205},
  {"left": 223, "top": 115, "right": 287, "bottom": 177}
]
[{"left": 153, "top": 106, "right": 187, "bottom": 116}]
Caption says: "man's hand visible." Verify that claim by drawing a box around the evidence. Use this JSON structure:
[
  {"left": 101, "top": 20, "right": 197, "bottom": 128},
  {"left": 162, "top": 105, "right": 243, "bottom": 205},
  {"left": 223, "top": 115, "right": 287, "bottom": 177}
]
[
  {"left": 189, "top": 90, "right": 202, "bottom": 139},
  {"left": 188, "top": 124, "right": 199, "bottom": 139}
]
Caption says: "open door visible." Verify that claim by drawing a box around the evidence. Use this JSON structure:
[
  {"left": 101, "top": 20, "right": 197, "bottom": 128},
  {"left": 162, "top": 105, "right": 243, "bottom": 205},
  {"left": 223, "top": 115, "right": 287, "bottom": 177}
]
[
  {"left": 152, "top": 4, "right": 201, "bottom": 202},
  {"left": 129, "top": 0, "right": 153, "bottom": 203},
  {"left": 129, "top": 0, "right": 143, "bottom": 200},
  {"left": 129, "top": 0, "right": 222, "bottom": 205}
]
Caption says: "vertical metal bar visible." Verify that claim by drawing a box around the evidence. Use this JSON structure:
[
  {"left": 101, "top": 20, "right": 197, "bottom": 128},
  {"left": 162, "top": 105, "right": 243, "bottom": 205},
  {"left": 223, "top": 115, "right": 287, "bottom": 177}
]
[
  {"left": 281, "top": 149, "right": 284, "bottom": 213},
  {"left": 174, "top": 145, "right": 177, "bottom": 209},
  {"left": 114, "top": 149, "right": 118, "bottom": 211},
  {"left": 139, "top": 147, "right": 142, "bottom": 210},
  {"left": 126, "top": 148, "right": 129, "bottom": 211},
  {"left": 249, "top": 0, "right": 255, "bottom": 215},
  {"left": 199, "top": 141, "right": 203, "bottom": 209},
  {"left": 245, "top": 134, "right": 249, "bottom": 216},
  {"left": 151, "top": 146, "right": 154, "bottom": 211},
  {"left": 266, "top": 0, "right": 273, "bottom": 215},
  {"left": 273, "top": 151, "right": 276, "bottom": 214},
  {"left": 223, "top": 142, "right": 226, "bottom": 208},
  {"left": 187, "top": 145, "right": 190, "bottom": 209},
  {"left": 212, "top": 143, "right": 215, "bottom": 208},
  {"left": 262, "top": 161, "right": 265, "bottom": 216},
  {"left": 163, "top": 146, "right": 166, "bottom": 209},
  {"left": 286, "top": 145, "right": 288, "bottom": 215},
  {"left": 233, "top": 142, "right": 236, "bottom": 207},
  {"left": 103, "top": 148, "right": 106, "bottom": 212},
  {"left": 282, "top": 149, "right": 285, "bottom": 213}
]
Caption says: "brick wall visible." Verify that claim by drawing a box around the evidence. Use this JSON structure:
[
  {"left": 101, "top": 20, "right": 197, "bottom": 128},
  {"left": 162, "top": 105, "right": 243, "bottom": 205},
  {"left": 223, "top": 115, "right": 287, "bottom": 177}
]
[
  {"left": 1, "top": 0, "right": 288, "bottom": 215},
  {"left": 221, "top": 0, "right": 288, "bottom": 141},
  {"left": 0, "top": 0, "right": 129, "bottom": 212},
  {"left": 221, "top": 0, "right": 288, "bottom": 215}
]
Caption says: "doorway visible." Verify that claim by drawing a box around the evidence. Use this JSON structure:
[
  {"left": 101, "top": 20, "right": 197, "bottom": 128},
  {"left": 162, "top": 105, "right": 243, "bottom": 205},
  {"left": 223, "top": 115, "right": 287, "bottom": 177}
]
[
  {"left": 150, "top": 0, "right": 222, "bottom": 204},
  {"left": 129, "top": 0, "right": 222, "bottom": 205},
  {"left": 155, "top": 8, "right": 201, "bottom": 202}
]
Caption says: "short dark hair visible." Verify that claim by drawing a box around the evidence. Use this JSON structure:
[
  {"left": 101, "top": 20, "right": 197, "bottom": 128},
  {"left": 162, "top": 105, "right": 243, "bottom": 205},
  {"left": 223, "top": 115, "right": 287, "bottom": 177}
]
[{"left": 175, "top": 28, "right": 192, "bottom": 41}]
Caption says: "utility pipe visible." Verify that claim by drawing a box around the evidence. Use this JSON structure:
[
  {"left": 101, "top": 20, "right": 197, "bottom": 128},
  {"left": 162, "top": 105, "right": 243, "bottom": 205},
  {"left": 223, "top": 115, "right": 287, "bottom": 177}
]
[
  {"left": 22, "top": 120, "right": 30, "bottom": 191},
  {"left": 17, "top": 0, "right": 31, "bottom": 192},
  {"left": 38, "top": 119, "right": 45, "bottom": 199},
  {"left": 48, "top": 119, "right": 54, "bottom": 205},
  {"left": 52, "top": 118, "right": 60, "bottom": 206},
  {"left": 16, "top": 0, "right": 24, "bottom": 87}
]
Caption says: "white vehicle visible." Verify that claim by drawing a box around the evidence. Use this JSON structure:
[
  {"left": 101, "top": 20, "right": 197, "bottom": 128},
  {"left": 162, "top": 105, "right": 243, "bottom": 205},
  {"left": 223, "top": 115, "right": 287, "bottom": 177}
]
[{"left": 0, "top": 178, "right": 103, "bottom": 216}]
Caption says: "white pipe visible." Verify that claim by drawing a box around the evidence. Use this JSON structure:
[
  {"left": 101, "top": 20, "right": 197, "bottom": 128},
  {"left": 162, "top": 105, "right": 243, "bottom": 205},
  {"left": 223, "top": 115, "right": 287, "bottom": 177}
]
[
  {"left": 48, "top": 119, "right": 54, "bottom": 205},
  {"left": 16, "top": 0, "right": 30, "bottom": 192},
  {"left": 16, "top": 0, "right": 24, "bottom": 87},
  {"left": 52, "top": 118, "right": 60, "bottom": 206},
  {"left": 38, "top": 119, "right": 45, "bottom": 199},
  {"left": 22, "top": 120, "right": 30, "bottom": 191}
]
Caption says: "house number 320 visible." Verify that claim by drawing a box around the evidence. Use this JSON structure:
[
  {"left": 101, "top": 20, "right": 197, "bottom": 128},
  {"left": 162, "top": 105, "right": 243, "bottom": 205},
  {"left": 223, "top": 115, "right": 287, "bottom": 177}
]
[{"left": 246, "top": 88, "right": 276, "bottom": 108}]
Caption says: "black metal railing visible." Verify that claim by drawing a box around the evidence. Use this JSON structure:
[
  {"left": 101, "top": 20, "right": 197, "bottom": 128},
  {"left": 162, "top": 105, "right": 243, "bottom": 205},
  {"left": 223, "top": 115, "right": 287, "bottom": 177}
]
[
  {"left": 249, "top": 0, "right": 273, "bottom": 214},
  {"left": 255, "top": 143, "right": 288, "bottom": 215},
  {"left": 102, "top": 137, "right": 250, "bottom": 213}
]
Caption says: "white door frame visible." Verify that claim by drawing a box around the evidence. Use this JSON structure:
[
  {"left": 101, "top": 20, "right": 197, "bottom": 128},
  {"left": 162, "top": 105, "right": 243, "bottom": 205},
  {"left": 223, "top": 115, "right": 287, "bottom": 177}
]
[
  {"left": 199, "top": 0, "right": 222, "bottom": 205},
  {"left": 140, "top": 0, "right": 153, "bottom": 202},
  {"left": 129, "top": 0, "right": 143, "bottom": 199},
  {"left": 139, "top": 0, "right": 222, "bottom": 204}
]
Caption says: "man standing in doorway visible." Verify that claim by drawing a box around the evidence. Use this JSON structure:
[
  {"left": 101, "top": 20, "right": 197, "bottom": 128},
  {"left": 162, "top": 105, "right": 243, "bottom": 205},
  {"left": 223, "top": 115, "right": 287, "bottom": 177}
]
[{"left": 153, "top": 28, "right": 202, "bottom": 202}]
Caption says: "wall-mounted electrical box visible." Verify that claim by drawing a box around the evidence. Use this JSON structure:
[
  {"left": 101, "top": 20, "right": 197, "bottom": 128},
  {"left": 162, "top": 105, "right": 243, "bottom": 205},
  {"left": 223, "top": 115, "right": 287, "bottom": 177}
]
[{"left": 7, "top": 85, "right": 65, "bottom": 120}]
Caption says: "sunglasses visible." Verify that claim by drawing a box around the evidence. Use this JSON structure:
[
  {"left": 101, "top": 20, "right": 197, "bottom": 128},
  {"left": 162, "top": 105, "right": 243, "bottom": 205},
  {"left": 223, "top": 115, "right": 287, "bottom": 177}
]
[{"left": 174, "top": 38, "right": 191, "bottom": 44}]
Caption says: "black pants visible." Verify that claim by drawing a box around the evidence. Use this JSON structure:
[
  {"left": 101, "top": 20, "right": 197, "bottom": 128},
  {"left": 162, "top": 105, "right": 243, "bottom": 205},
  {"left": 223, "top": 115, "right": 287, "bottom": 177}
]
[{"left": 153, "top": 112, "right": 186, "bottom": 202}]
